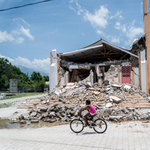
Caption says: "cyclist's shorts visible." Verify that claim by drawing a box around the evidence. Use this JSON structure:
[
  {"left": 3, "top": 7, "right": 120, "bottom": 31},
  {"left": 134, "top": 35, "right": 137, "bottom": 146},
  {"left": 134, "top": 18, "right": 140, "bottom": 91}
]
[{"left": 90, "top": 112, "right": 96, "bottom": 116}]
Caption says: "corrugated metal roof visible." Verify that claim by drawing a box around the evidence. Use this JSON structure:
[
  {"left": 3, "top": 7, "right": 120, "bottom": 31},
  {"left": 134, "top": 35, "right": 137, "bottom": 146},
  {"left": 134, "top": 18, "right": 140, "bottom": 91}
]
[{"left": 60, "top": 39, "right": 138, "bottom": 63}]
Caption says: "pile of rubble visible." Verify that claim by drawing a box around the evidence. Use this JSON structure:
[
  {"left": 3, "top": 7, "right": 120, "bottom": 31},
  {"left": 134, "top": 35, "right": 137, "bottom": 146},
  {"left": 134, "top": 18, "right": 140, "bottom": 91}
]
[
  {"left": 12, "top": 80, "right": 150, "bottom": 124},
  {"left": 104, "top": 65, "right": 121, "bottom": 79}
]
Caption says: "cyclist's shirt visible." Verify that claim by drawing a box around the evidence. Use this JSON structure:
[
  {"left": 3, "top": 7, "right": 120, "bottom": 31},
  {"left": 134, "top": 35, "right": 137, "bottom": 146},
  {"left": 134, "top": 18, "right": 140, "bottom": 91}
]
[{"left": 88, "top": 104, "right": 96, "bottom": 114}]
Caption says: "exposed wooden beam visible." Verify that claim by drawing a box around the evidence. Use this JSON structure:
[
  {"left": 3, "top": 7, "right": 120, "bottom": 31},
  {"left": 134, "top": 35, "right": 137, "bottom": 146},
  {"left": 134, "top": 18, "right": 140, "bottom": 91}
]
[
  {"left": 103, "top": 43, "right": 106, "bottom": 57},
  {"left": 120, "top": 54, "right": 128, "bottom": 60},
  {"left": 71, "top": 70, "right": 76, "bottom": 82},
  {"left": 64, "top": 56, "right": 71, "bottom": 61},
  {"left": 73, "top": 54, "right": 78, "bottom": 58},
  {"left": 91, "top": 49, "right": 95, "bottom": 52},
  {"left": 82, "top": 52, "right": 87, "bottom": 56},
  {"left": 107, "top": 58, "right": 111, "bottom": 61}
]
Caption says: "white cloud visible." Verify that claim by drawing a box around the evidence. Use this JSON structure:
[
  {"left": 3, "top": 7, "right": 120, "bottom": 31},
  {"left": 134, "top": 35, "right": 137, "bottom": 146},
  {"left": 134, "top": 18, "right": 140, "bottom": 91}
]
[
  {"left": 69, "top": 0, "right": 74, "bottom": 3},
  {"left": 13, "top": 18, "right": 30, "bottom": 27},
  {"left": 106, "top": 35, "right": 120, "bottom": 43},
  {"left": 69, "top": 1, "right": 109, "bottom": 28},
  {"left": 20, "top": 26, "right": 34, "bottom": 40},
  {"left": 0, "top": 19, "right": 34, "bottom": 44},
  {"left": 125, "top": 26, "right": 144, "bottom": 45},
  {"left": 15, "top": 37, "right": 24, "bottom": 44},
  {"left": 96, "top": 30, "right": 104, "bottom": 35},
  {"left": 0, "top": 54, "right": 14, "bottom": 62},
  {"left": 69, "top": 5, "right": 76, "bottom": 13},
  {"left": 75, "top": 0, "right": 83, "bottom": 15},
  {"left": 110, "top": 11, "right": 123, "bottom": 19},
  {"left": 84, "top": 6, "right": 109, "bottom": 29},
  {"left": 115, "top": 22, "right": 126, "bottom": 32},
  {"left": 0, "top": 54, "right": 50, "bottom": 74},
  {"left": 69, "top": 1, "right": 110, "bottom": 36},
  {"left": 0, "top": 31, "right": 14, "bottom": 43},
  {"left": 115, "top": 20, "right": 144, "bottom": 46}
]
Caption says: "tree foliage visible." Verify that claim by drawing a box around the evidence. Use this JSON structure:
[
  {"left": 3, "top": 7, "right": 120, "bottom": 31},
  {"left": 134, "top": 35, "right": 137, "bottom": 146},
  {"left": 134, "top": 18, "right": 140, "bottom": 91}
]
[
  {"left": 0, "top": 58, "right": 49, "bottom": 90},
  {"left": 31, "top": 71, "right": 42, "bottom": 82}
]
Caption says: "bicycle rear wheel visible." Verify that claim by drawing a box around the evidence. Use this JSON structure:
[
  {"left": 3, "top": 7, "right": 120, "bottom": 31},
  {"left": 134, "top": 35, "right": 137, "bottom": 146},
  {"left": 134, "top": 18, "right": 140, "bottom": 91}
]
[
  {"left": 70, "top": 119, "right": 84, "bottom": 133},
  {"left": 93, "top": 119, "right": 107, "bottom": 134}
]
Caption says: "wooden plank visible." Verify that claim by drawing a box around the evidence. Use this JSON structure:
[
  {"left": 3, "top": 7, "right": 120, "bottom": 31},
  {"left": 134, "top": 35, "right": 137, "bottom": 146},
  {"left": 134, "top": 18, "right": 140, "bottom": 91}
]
[
  {"left": 73, "top": 54, "right": 78, "bottom": 58},
  {"left": 126, "top": 96, "right": 142, "bottom": 98},
  {"left": 132, "top": 67, "right": 135, "bottom": 85},
  {"left": 107, "top": 58, "right": 111, "bottom": 61},
  {"left": 138, "top": 53, "right": 141, "bottom": 89},
  {"left": 106, "top": 76, "right": 108, "bottom": 80},
  {"left": 90, "top": 74, "right": 92, "bottom": 83},
  {"left": 82, "top": 52, "right": 86, "bottom": 56},
  {"left": 71, "top": 70, "right": 76, "bottom": 82},
  {"left": 108, "top": 46, "right": 121, "bottom": 54},
  {"left": 118, "top": 72, "right": 120, "bottom": 83},
  {"left": 64, "top": 56, "right": 70, "bottom": 61},
  {"left": 120, "top": 54, "right": 128, "bottom": 60},
  {"left": 64, "top": 73, "right": 67, "bottom": 84},
  {"left": 103, "top": 43, "right": 106, "bottom": 57},
  {"left": 112, "top": 76, "right": 114, "bottom": 82}
]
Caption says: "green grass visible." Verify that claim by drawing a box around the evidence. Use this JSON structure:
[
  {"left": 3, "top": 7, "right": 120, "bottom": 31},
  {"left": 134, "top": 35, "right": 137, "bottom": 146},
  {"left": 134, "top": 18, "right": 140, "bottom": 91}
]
[
  {"left": 0, "top": 103, "right": 12, "bottom": 108},
  {"left": 0, "top": 92, "right": 46, "bottom": 100}
]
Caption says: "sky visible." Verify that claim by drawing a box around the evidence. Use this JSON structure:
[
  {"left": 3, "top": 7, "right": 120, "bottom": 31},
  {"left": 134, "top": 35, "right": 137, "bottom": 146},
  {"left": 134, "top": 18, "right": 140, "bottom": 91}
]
[{"left": 0, "top": 0, "right": 144, "bottom": 74}]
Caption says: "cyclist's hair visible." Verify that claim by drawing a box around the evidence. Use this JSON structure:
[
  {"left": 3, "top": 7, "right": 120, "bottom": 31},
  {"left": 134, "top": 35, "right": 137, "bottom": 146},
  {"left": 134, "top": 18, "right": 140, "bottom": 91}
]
[{"left": 86, "top": 100, "right": 91, "bottom": 105}]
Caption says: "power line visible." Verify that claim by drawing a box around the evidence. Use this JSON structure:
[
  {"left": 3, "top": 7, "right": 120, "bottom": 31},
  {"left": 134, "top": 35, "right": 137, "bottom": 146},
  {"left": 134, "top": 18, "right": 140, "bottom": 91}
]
[{"left": 0, "top": 0, "right": 52, "bottom": 12}]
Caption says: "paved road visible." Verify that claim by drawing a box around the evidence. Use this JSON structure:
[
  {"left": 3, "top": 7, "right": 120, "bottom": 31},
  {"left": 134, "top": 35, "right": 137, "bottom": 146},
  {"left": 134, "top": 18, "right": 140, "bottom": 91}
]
[
  {"left": 0, "top": 94, "right": 47, "bottom": 104},
  {"left": 0, "top": 121, "right": 150, "bottom": 150}
]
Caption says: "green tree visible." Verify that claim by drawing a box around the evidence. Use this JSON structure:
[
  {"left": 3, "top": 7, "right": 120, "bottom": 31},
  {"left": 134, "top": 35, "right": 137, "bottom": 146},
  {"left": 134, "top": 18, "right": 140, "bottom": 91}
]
[
  {"left": 43, "top": 75, "right": 49, "bottom": 81},
  {"left": 30, "top": 71, "right": 42, "bottom": 82},
  {"left": 18, "top": 73, "right": 29, "bottom": 87},
  {"left": 38, "top": 80, "right": 46, "bottom": 92}
]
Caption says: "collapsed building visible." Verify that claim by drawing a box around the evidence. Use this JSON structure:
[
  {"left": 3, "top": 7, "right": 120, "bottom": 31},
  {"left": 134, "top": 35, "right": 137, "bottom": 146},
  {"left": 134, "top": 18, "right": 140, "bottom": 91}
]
[
  {"left": 49, "top": 0, "right": 150, "bottom": 94},
  {"left": 49, "top": 39, "right": 143, "bottom": 93}
]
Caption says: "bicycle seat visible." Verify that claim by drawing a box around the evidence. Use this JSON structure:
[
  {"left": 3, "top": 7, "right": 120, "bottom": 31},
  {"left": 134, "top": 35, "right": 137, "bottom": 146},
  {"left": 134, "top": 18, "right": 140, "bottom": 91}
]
[{"left": 87, "top": 114, "right": 97, "bottom": 120}]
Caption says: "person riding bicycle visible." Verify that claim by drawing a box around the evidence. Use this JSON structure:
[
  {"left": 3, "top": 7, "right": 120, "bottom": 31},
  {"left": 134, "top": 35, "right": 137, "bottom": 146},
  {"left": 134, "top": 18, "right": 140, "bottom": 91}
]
[{"left": 78, "top": 100, "right": 96, "bottom": 127}]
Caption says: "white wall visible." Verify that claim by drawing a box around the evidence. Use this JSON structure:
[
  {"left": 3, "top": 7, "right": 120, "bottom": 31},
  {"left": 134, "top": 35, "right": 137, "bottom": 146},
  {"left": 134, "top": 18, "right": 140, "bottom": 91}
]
[
  {"left": 134, "top": 68, "right": 139, "bottom": 87},
  {"left": 49, "top": 49, "right": 58, "bottom": 93},
  {"left": 140, "top": 50, "right": 146, "bottom": 92}
]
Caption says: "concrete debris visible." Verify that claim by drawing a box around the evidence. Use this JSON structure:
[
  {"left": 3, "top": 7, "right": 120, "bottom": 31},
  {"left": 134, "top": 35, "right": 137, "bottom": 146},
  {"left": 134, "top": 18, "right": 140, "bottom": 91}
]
[
  {"left": 14, "top": 80, "right": 150, "bottom": 124},
  {"left": 104, "top": 65, "right": 121, "bottom": 79},
  {"left": 106, "top": 103, "right": 113, "bottom": 108},
  {"left": 110, "top": 96, "right": 121, "bottom": 104},
  {"left": 124, "top": 85, "right": 131, "bottom": 91}
]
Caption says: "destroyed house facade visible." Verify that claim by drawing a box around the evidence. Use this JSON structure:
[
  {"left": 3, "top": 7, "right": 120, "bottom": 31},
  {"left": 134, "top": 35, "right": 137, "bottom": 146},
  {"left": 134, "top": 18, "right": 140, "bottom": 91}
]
[{"left": 49, "top": 39, "right": 143, "bottom": 93}]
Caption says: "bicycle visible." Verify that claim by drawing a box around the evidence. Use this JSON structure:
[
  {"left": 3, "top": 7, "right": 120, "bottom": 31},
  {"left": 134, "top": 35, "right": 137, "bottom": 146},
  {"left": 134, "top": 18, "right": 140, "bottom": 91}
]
[{"left": 70, "top": 112, "right": 107, "bottom": 134}]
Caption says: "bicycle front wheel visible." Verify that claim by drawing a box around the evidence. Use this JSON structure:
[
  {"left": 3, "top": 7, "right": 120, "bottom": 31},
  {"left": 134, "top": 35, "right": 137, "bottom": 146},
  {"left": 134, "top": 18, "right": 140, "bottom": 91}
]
[
  {"left": 70, "top": 119, "right": 84, "bottom": 133},
  {"left": 93, "top": 119, "right": 107, "bottom": 134}
]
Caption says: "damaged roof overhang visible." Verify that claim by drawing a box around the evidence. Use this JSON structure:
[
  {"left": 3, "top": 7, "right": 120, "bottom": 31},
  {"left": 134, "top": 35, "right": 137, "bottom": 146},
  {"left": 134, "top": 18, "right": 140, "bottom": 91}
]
[
  {"left": 60, "top": 39, "right": 138, "bottom": 63},
  {"left": 131, "top": 34, "right": 146, "bottom": 48}
]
